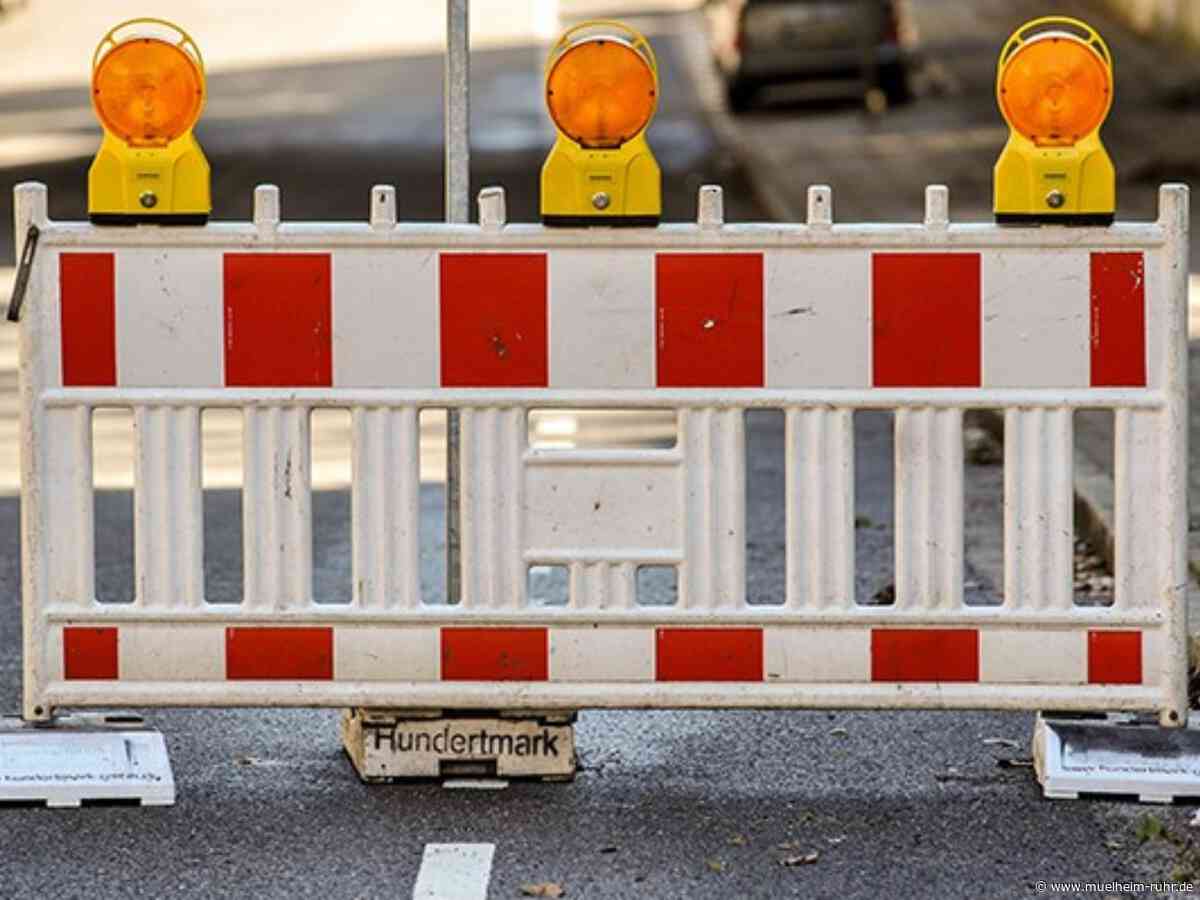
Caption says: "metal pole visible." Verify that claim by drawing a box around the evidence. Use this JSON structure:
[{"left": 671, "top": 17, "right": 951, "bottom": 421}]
[{"left": 445, "top": 0, "right": 469, "bottom": 604}]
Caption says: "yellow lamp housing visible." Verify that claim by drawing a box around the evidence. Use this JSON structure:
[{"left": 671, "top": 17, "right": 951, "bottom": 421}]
[
  {"left": 994, "top": 16, "right": 1115, "bottom": 226},
  {"left": 88, "top": 18, "right": 211, "bottom": 225},
  {"left": 541, "top": 20, "right": 661, "bottom": 227}
]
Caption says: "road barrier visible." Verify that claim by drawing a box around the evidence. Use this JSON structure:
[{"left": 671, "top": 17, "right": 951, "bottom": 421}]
[{"left": 12, "top": 179, "right": 1189, "bottom": 727}]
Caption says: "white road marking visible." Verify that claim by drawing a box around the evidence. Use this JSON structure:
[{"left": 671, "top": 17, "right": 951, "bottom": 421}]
[
  {"left": 442, "top": 779, "right": 510, "bottom": 790},
  {"left": 412, "top": 843, "right": 495, "bottom": 900}
]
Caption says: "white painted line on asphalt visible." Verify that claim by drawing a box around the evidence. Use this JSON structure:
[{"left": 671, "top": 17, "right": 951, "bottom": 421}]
[
  {"left": 443, "top": 778, "right": 510, "bottom": 790},
  {"left": 413, "top": 843, "right": 495, "bottom": 900}
]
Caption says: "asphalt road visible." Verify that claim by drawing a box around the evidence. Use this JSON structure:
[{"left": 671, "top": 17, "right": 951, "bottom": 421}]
[{"left": 0, "top": 5, "right": 1193, "bottom": 899}]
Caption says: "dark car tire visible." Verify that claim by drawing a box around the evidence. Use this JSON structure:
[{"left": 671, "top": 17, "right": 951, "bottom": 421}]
[
  {"left": 879, "top": 62, "right": 912, "bottom": 106},
  {"left": 725, "top": 79, "right": 757, "bottom": 114}
]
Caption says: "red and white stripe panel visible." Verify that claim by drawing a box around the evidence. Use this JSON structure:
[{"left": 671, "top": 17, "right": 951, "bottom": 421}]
[
  {"left": 56, "top": 624, "right": 1156, "bottom": 687},
  {"left": 51, "top": 248, "right": 1150, "bottom": 390}
]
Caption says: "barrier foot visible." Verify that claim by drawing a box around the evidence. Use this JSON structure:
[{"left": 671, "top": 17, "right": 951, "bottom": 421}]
[
  {"left": 1033, "top": 713, "right": 1200, "bottom": 804},
  {"left": 0, "top": 713, "right": 175, "bottom": 807},
  {"left": 340, "top": 709, "right": 577, "bottom": 784}
]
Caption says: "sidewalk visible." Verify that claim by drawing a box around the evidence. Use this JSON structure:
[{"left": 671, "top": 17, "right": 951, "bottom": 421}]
[{"left": 676, "top": 0, "right": 1200, "bottom": 592}]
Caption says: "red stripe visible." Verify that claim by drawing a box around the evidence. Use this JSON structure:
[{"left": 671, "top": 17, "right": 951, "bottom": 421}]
[
  {"left": 872, "top": 253, "right": 981, "bottom": 387},
  {"left": 655, "top": 253, "right": 764, "bottom": 387},
  {"left": 226, "top": 627, "right": 333, "bottom": 680},
  {"left": 1090, "top": 253, "right": 1146, "bottom": 387},
  {"left": 871, "top": 629, "right": 979, "bottom": 682},
  {"left": 63, "top": 626, "right": 118, "bottom": 680},
  {"left": 223, "top": 254, "right": 332, "bottom": 387},
  {"left": 60, "top": 253, "right": 116, "bottom": 386},
  {"left": 656, "top": 628, "right": 763, "bottom": 681},
  {"left": 1087, "top": 630, "right": 1142, "bottom": 684},
  {"left": 440, "top": 254, "right": 548, "bottom": 387},
  {"left": 441, "top": 627, "right": 549, "bottom": 680}
]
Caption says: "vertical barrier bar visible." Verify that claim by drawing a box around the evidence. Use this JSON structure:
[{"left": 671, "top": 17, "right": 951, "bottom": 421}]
[
  {"left": 785, "top": 408, "right": 854, "bottom": 609},
  {"left": 42, "top": 407, "right": 94, "bottom": 610},
  {"left": 1152, "top": 184, "right": 1190, "bottom": 724},
  {"left": 1003, "top": 408, "right": 1073, "bottom": 610},
  {"left": 1114, "top": 410, "right": 1161, "bottom": 613},
  {"left": 16, "top": 183, "right": 55, "bottom": 719},
  {"left": 894, "top": 408, "right": 963, "bottom": 610},
  {"left": 445, "top": 0, "right": 470, "bottom": 606},
  {"left": 134, "top": 406, "right": 204, "bottom": 609},
  {"left": 242, "top": 407, "right": 313, "bottom": 610},
  {"left": 569, "top": 561, "right": 636, "bottom": 610},
  {"left": 460, "top": 407, "right": 524, "bottom": 609},
  {"left": 351, "top": 407, "right": 421, "bottom": 609},
  {"left": 679, "top": 408, "right": 745, "bottom": 609}
]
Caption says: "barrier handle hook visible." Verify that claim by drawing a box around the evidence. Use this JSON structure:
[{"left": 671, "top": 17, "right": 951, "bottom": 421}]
[{"left": 6, "top": 224, "right": 39, "bottom": 323}]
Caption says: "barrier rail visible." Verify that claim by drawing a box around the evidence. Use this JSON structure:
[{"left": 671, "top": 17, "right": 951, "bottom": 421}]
[{"left": 15, "top": 180, "right": 1189, "bottom": 727}]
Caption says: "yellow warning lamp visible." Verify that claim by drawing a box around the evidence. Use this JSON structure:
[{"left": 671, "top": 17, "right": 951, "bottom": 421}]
[
  {"left": 541, "top": 20, "right": 661, "bottom": 227},
  {"left": 88, "top": 18, "right": 211, "bottom": 225},
  {"left": 994, "top": 16, "right": 1115, "bottom": 225}
]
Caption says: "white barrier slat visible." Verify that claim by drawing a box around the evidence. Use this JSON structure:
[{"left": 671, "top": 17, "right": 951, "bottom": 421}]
[
  {"left": 461, "top": 407, "right": 524, "bottom": 609},
  {"left": 332, "top": 250, "right": 439, "bottom": 388},
  {"left": 1114, "top": 409, "right": 1165, "bottom": 610},
  {"left": 120, "top": 625, "right": 224, "bottom": 681},
  {"left": 242, "top": 407, "right": 313, "bottom": 610},
  {"left": 979, "top": 629, "right": 1085, "bottom": 684},
  {"left": 680, "top": 408, "right": 744, "bottom": 610},
  {"left": 895, "top": 408, "right": 963, "bottom": 610},
  {"left": 352, "top": 407, "right": 421, "bottom": 609},
  {"left": 766, "top": 251, "right": 869, "bottom": 388},
  {"left": 549, "top": 249, "right": 655, "bottom": 388},
  {"left": 567, "top": 561, "right": 636, "bottom": 611},
  {"left": 42, "top": 407, "right": 94, "bottom": 608},
  {"left": 134, "top": 407, "right": 203, "bottom": 610},
  {"left": 550, "top": 626, "right": 654, "bottom": 680},
  {"left": 983, "top": 251, "right": 1088, "bottom": 388},
  {"left": 785, "top": 408, "right": 854, "bottom": 609},
  {"left": 1004, "top": 408, "right": 1073, "bottom": 611},
  {"left": 765, "top": 627, "right": 870, "bottom": 681},
  {"left": 116, "top": 250, "right": 223, "bottom": 388}
]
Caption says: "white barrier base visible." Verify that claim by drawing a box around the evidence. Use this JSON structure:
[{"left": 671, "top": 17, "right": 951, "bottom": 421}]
[
  {"left": 1034, "top": 713, "right": 1200, "bottom": 804},
  {"left": 341, "top": 709, "right": 576, "bottom": 782},
  {"left": 0, "top": 714, "right": 174, "bottom": 807}
]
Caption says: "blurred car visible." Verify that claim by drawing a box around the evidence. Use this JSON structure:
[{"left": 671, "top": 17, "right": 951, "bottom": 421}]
[{"left": 705, "top": 0, "right": 920, "bottom": 111}]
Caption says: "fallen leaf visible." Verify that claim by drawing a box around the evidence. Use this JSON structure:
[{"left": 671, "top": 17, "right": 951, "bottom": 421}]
[
  {"left": 520, "top": 884, "right": 565, "bottom": 898},
  {"left": 728, "top": 835, "right": 747, "bottom": 846},
  {"left": 780, "top": 851, "right": 820, "bottom": 867},
  {"left": 872, "top": 584, "right": 896, "bottom": 603},
  {"left": 996, "top": 758, "right": 1034, "bottom": 769},
  {"left": 706, "top": 859, "right": 726, "bottom": 874},
  {"left": 1105, "top": 839, "right": 1125, "bottom": 850},
  {"left": 982, "top": 738, "right": 1021, "bottom": 750}
]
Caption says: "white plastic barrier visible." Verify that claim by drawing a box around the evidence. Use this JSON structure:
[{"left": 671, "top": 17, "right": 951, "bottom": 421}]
[{"left": 13, "top": 181, "right": 1190, "bottom": 726}]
